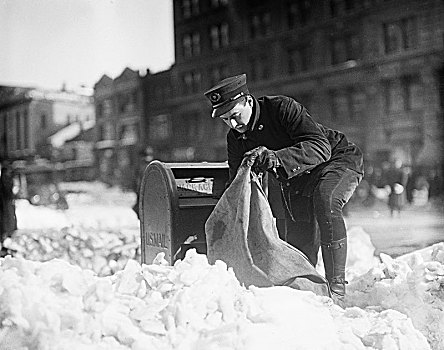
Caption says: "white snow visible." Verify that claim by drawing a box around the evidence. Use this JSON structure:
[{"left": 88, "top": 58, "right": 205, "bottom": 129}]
[{"left": 0, "top": 181, "right": 442, "bottom": 350}]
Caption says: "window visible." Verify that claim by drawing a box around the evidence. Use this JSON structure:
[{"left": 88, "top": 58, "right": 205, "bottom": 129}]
[
  {"left": 249, "top": 56, "right": 269, "bottom": 81},
  {"left": 249, "top": 11, "right": 271, "bottom": 38},
  {"left": 288, "top": 46, "right": 310, "bottom": 73},
  {"left": 132, "top": 90, "right": 138, "bottom": 106},
  {"left": 210, "top": 23, "right": 229, "bottom": 50},
  {"left": 344, "top": 0, "right": 356, "bottom": 12},
  {"left": 331, "top": 38, "right": 347, "bottom": 64},
  {"left": 23, "top": 110, "right": 29, "bottom": 149},
  {"left": 347, "top": 33, "right": 360, "bottom": 60},
  {"left": 331, "top": 33, "right": 360, "bottom": 64},
  {"left": 182, "top": 32, "right": 201, "bottom": 58},
  {"left": 150, "top": 114, "right": 171, "bottom": 140},
  {"left": 40, "top": 114, "right": 47, "bottom": 129},
  {"left": 385, "top": 79, "right": 404, "bottom": 113},
  {"left": 386, "top": 76, "right": 422, "bottom": 112},
  {"left": 192, "top": 32, "right": 201, "bottom": 55},
  {"left": 181, "top": 0, "right": 199, "bottom": 18},
  {"left": 191, "top": 0, "right": 199, "bottom": 15},
  {"left": 209, "top": 65, "right": 229, "bottom": 85},
  {"left": 350, "top": 89, "right": 366, "bottom": 121},
  {"left": 182, "top": 71, "right": 201, "bottom": 94},
  {"left": 97, "top": 103, "right": 103, "bottom": 118},
  {"left": 287, "top": 0, "right": 312, "bottom": 27},
  {"left": 16, "top": 111, "right": 21, "bottom": 150},
  {"left": 5, "top": 112, "right": 13, "bottom": 150},
  {"left": 384, "top": 17, "right": 418, "bottom": 54},
  {"left": 405, "top": 76, "right": 422, "bottom": 110},
  {"left": 211, "top": 0, "right": 228, "bottom": 8},
  {"left": 331, "top": 91, "right": 350, "bottom": 121},
  {"left": 102, "top": 122, "right": 114, "bottom": 140},
  {"left": 118, "top": 94, "right": 132, "bottom": 113},
  {"left": 103, "top": 99, "right": 113, "bottom": 116},
  {"left": 180, "top": 112, "right": 204, "bottom": 142},
  {"left": 183, "top": 34, "right": 192, "bottom": 58},
  {"left": 329, "top": 0, "right": 342, "bottom": 17},
  {"left": 182, "top": 0, "right": 191, "bottom": 18}
]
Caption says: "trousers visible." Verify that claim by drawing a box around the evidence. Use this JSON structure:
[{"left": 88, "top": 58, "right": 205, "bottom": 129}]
[{"left": 281, "top": 167, "right": 361, "bottom": 266}]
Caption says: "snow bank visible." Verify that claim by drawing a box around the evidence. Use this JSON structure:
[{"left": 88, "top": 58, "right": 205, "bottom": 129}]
[
  {"left": 2, "top": 226, "right": 140, "bottom": 276},
  {"left": 3, "top": 181, "right": 442, "bottom": 349},
  {"left": 345, "top": 242, "right": 444, "bottom": 350},
  {"left": 0, "top": 250, "right": 431, "bottom": 350}
]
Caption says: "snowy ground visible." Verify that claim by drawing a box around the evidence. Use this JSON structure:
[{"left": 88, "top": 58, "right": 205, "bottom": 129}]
[{"left": 0, "top": 181, "right": 443, "bottom": 350}]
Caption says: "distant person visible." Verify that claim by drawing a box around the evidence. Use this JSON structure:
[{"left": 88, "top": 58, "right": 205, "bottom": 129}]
[
  {"left": 204, "top": 74, "right": 364, "bottom": 297},
  {"left": 427, "top": 169, "right": 442, "bottom": 199},
  {"left": 386, "top": 159, "right": 408, "bottom": 217},
  {"left": 0, "top": 161, "right": 17, "bottom": 253}
]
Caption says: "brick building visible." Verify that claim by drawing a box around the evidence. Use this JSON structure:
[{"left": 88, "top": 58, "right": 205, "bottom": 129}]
[
  {"left": 141, "top": 0, "right": 443, "bottom": 181},
  {"left": 94, "top": 68, "right": 143, "bottom": 190}
]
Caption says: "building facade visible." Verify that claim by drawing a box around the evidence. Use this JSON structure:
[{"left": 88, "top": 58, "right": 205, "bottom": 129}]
[
  {"left": 94, "top": 68, "right": 143, "bottom": 190},
  {"left": 141, "top": 0, "right": 443, "bottom": 181},
  {"left": 0, "top": 86, "right": 94, "bottom": 162}
]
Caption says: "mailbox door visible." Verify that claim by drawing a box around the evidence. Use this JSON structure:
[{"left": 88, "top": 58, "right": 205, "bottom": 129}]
[{"left": 139, "top": 161, "right": 179, "bottom": 264}]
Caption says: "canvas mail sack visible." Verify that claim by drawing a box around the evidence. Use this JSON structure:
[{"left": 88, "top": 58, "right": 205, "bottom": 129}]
[{"left": 205, "top": 161, "right": 330, "bottom": 297}]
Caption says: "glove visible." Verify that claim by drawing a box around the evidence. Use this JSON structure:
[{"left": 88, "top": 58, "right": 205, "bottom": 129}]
[{"left": 244, "top": 146, "right": 279, "bottom": 173}]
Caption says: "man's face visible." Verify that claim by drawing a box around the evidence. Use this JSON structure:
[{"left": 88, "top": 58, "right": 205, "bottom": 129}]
[{"left": 218, "top": 98, "right": 252, "bottom": 133}]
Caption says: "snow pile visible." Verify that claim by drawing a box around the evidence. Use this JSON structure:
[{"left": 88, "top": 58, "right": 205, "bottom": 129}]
[
  {"left": 0, "top": 250, "right": 431, "bottom": 350},
  {"left": 2, "top": 227, "right": 140, "bottom": 276},
  {"left": 2, "top": 181, "right": 442, "bottom": 349},
  {"left": 345, "top": 243, "right": 444, "bottom": 350},
  {"left": 3, "top": 182, "right": 140, "bottom": 276}
]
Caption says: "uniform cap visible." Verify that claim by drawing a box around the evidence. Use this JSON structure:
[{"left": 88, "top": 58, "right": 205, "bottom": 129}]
[{"left": 204, "top": 74, "right": 249, "bottom": 118}]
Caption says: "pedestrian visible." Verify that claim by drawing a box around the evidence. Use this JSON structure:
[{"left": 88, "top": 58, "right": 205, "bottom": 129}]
[
  {"left": 0, "top": 160, "right": 17, "bottom": 255},
  {"left": 386, "top": 159, "right": 408, "bottom": 217},
  {"left": 204, "top": 74, "right": 364, "bottom": 297}
]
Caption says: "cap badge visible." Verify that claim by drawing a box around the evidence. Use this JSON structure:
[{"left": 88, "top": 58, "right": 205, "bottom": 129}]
[{"left": 210, "top": 92, "right": 221, "bottom": 103}]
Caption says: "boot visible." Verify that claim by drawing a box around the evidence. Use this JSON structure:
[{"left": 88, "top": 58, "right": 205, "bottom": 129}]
[{"left": 321, "top": 238, "right": 347, "bottom": 298}]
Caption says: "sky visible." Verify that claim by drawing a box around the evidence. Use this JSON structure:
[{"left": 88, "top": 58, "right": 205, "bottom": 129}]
[{"left": 0, "top": 0, "right": 175, "bottom": 91}]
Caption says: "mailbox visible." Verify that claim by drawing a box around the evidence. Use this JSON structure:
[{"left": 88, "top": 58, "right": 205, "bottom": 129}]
[
  {"left": 139, "top": 160, "right": 288, "bottom": 265},
  {"left": 139, "top": 160, "right": 229, "bottom": 264}
]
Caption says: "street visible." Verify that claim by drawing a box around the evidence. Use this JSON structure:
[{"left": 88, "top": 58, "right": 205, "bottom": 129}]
[{"left": 346, "top": 200, "right": 444, "bottom": 258}]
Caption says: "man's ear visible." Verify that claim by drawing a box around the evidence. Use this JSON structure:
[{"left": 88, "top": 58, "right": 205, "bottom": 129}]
[{"left": 247, "top": 95, "right": 253, "bottom": 106}]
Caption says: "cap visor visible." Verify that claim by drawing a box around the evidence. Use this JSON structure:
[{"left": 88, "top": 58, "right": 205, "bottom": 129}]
[{"left": 212, "top": 99, "right": 242, "bottom": 118}]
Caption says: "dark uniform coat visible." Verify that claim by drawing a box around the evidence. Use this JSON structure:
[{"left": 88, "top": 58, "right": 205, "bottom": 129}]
[
  {"left": 227, "top": 95, "right": 363, "bottom": 182},
  {"left": 227, "top": 95, "right": 364, "bottom": 224}
]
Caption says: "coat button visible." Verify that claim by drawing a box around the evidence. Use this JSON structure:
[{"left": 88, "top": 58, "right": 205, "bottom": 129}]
[{"left": 258, "top": 124, "right": 264, "bottom": 130}]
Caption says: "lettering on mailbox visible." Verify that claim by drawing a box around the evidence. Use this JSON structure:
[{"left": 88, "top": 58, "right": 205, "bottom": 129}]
[
  {"left": 176, "top": 178, "right": 213, "bottom": 197},
  {"left": 147, "top": 231, "right": 168, "bottom": 248}
]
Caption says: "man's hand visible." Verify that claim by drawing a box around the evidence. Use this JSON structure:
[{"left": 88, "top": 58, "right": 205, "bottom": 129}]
[{"left": 244, "top": 146, "right": 279, "bottom": 172}]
